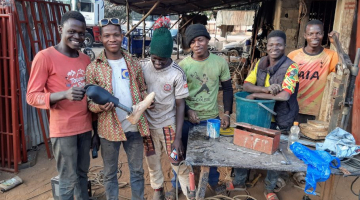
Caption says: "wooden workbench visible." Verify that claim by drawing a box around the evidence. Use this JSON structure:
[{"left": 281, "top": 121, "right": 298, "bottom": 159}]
[{"left": 185, "top": 126, "right": 355, "bottom": 200}]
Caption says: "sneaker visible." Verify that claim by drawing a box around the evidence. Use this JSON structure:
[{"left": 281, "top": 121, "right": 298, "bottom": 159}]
[
  {"left": 153, "top": 188, "right": 165, "bottom": 200},
  {"left": 210, "top": 184, "right": 227, "bottom": 195},
  {"left": 264, "top": 190, "right": 279, "bottom": 200},
  {"left": 226, "top": 181, "right": 246, "bottom": 191},
  {"left": 165, "top": 188, "right": 181, "bottom": 200}
]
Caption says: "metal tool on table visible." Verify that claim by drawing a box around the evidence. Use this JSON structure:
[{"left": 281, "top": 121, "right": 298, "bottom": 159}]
[
  {"left": 279, "top": 148, "right": 291, "bottom": 165},
  {"left": 226, "top": 147, "right": 261, "bottom": 156},
  {"left": 246, "top": 173, "right": 262, "bottom": 188}
]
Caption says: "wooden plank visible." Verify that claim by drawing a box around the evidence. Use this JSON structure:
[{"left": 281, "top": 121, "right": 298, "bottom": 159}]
[
  {"left": 329, "top": 71, "right": 350, "bottom": 131},
  {"left": 318, "top": 72, "right": 336, "bottom": 122},
  {"left": 196, "top": 166, "right": 210, "bottom": 200},
  {"left": 320, "top": 174, "right": 336, "bottom": 200},
  {"left": 352, "top": 71, "right": 360, "bottom": 144},
  {"left": 353, "top": 0, "right": 360, "bottom": 144}
]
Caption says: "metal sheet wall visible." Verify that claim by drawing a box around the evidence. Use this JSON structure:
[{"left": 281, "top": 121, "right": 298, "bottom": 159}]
[
  {"left": 0, "top": 0, "right": 70, "bottom": 172},
  {"left": 0, "top": 1, "right": 21, "bottom": 173}
]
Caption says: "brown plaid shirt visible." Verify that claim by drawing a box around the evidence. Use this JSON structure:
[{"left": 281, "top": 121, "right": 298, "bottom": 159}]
[{"left": 86, "top": 49, "right": 150, "bottom": 141}]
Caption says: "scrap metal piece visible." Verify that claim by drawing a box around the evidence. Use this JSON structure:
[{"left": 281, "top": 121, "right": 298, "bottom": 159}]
[
  {"left": 339, "top": 167, "right": 351, "bottom": 175},
  {"left": 225, "top": 147, "right": 261, "bottom": 155},
  {"left": 279, "top": 148, "right": 291, "bottom": 165}
]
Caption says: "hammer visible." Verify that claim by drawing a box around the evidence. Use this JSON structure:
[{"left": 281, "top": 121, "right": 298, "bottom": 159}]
[{"left": 246, "top": 173, "right": 262, "bottom": 188}]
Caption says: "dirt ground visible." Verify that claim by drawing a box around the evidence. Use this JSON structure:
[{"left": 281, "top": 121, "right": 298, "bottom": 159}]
[{"left": 1, "top": 36, "right": 360, "bottom": 200}]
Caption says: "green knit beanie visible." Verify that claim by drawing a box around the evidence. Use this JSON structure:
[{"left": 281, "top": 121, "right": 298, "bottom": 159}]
[{"left": 150, "top": 17, "right": 173, "bottom": 58}]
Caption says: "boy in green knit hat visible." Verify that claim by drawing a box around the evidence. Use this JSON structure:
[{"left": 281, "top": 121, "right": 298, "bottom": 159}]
[{"left": 141, "top": 17, "right": 191, "bottom": 200}]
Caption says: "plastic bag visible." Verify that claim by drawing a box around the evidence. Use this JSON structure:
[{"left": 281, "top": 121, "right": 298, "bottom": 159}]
[{"left": 290, "top": 142, "right": 340, "bottom": 195}]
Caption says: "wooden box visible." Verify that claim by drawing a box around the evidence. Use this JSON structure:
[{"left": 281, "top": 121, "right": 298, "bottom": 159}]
[{"left": 233, "top": 122, "right": 281, "bottom": 154}]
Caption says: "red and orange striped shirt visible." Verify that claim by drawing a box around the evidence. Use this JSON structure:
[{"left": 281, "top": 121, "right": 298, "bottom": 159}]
[{"left": 288, "top": 48, "right": 338, "bottom": 116}]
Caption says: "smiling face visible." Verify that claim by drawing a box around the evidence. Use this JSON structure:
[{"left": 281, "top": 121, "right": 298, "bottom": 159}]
[
  {"left": 266, "top": 36, "right": 285, "bottom": 60},
  {"left": 304, "top": 24, "right": 324, "bottom": 48},
  {"left": 100, "top": 24, "right": 123, "bottom": 54},
  {"left": 59, "top": 18, "right": 86, "bottom": 50},
  {"left": 150, "top": 55, "right": 171, "bottom": 70},
  {"left": 190, "top": 36, "right": 209, "bottom": 58}
]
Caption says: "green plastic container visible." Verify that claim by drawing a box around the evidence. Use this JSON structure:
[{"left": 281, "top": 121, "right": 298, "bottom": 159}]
[{"left": 235, "top": 92, "right": 276, "bottom": 128}]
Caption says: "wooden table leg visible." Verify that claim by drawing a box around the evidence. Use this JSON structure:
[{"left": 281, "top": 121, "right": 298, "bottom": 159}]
[
  {"left": 320, "top": 174, "right": 336, "bottom": 200},
  {"left": 196, "top": 166, "right": 210, "bottom": 200}
]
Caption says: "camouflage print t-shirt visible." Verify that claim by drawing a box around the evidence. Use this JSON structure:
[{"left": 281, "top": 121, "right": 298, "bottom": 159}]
[{"left": 179, "top": 53, "right": 231, "bottom": 120}]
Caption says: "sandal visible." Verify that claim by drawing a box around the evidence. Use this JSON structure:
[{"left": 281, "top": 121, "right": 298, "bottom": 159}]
[
  {"left": 293, "top": 172, "right": 306, "bottom": 185},
  {"left": 273, "top": 177, "right": 286, "bottom": 192},
  {"left": 264, "top": 192, "right": 279, "bottom": 200},
  {"left": 226, "top": 181, "right": 246, "bottom": 191},
  {"left": 153, "top": 188, "right": 165, "bottom": 200},
  {"left": 165, "top": 187, "right": 182, "bottom": 200}
]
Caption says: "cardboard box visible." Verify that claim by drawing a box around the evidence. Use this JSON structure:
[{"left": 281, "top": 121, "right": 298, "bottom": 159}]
[{"left": 233, "top": 122, "right": 280, "bottom": 154}]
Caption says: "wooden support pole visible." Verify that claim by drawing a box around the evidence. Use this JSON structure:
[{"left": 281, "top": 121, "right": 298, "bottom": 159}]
[
  {"left": 126, "top": 0, "right": 130, "bottom": 53},
  {"left": 196, "top": 166, "right": 210, "bottom": 200},
  {"left": 125, "top": 0, "right": 160, "bottom": 36},
  {"left": 145, "top": 15, "right": 161, "bottom": 34},
  {"left": 214, "top": 24, "right": 217, "bottom": 48},
  {"left": 142, "top": 12, "right": 146, "bottom": 58},
  {"left": 177, "top": 33, "right": 180, "bottom": 60},
  {"left": 320, "top": 174, "right": 336, "bottom": 200},
  {"left": 179, "top": 16, "right": 196, "bottom": 30},
  {"left": 170, "top": 16, "right": 181, "bottom": 30}
]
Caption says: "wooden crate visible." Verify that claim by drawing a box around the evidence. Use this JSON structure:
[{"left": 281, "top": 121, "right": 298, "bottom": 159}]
[{"left": 233, "top": 122, "right": 281, "bottom": 154}]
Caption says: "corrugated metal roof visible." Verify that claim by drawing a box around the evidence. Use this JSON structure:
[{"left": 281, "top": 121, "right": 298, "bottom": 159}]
[{"left": 109, "top": 0, "right": 264, "bottom": 15}]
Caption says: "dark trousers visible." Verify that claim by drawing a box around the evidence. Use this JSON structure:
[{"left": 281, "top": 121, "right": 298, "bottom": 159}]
[
  {"left": 171, "top": 118, "right": 220, "bottom": 188},
  {"left": 51, "top": 131, "right": 91, "bottom": 200},
  {"left": 233, "top": 122, "right": 282, "bottom": 192}
]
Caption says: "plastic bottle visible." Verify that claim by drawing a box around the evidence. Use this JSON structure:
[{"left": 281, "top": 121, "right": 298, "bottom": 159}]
[{"left": 288, "top": 121, "right": 300, "bottom": 152}]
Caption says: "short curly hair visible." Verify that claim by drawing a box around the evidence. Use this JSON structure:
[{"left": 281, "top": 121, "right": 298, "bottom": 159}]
[
  {"left": 60, "top": 11, "right": 86, "bottom": 26},
  {"left": 305, "top": 19, "right": 323, "bottom": 31},
  {"left": 267, "top": 30, "right": 286, "bottom": 44}
]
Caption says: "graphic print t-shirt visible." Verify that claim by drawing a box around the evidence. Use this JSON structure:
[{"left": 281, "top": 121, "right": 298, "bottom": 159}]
[
  {"left": 288, "top": 48, "right": 338, "bottom": 116},
  {"left": 141, "top": 59, "right": 189, "bottom": 129},
  {"left": 179, "top": 53, "right": 231, "bottom": 120},
  {"left": 108, "top": 58, "right": 138, "bottom": 133},
  {"left": 26, "top": 47, "right": 92, "bottom": 137}
]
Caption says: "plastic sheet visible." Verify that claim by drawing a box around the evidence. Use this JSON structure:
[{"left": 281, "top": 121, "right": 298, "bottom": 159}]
[
  {"left": 316, "top": 127, "right": 360, "bottom": 158},
  {"left": 290, "top": 142, "right": 340, "bottom": 195}
]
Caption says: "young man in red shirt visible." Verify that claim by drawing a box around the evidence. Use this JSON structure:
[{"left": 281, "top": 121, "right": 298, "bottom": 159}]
[{"left": 27, "top": 11, "right": 92, "bottom": 200}]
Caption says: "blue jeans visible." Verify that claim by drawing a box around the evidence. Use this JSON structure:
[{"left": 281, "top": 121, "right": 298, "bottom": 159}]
[
  {"left": 233, "top": 168, "right": 280, "bottom": 191},
  {"left": 51, "top": 131, "right": 91, "bottom": 200},
  {"left": 171, "top": 118, "right": 220, "bottom": 189},
  {"left": 233, "top": 122, "right": 283, "bottom": 192},
  {"left": 100, "top": 132, "right": 144, "bottom": 200}
]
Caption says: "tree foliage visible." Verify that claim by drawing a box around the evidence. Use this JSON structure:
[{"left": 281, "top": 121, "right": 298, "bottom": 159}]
[{"left": 104, "top": 1, "right": 127, "bottom": 21}]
